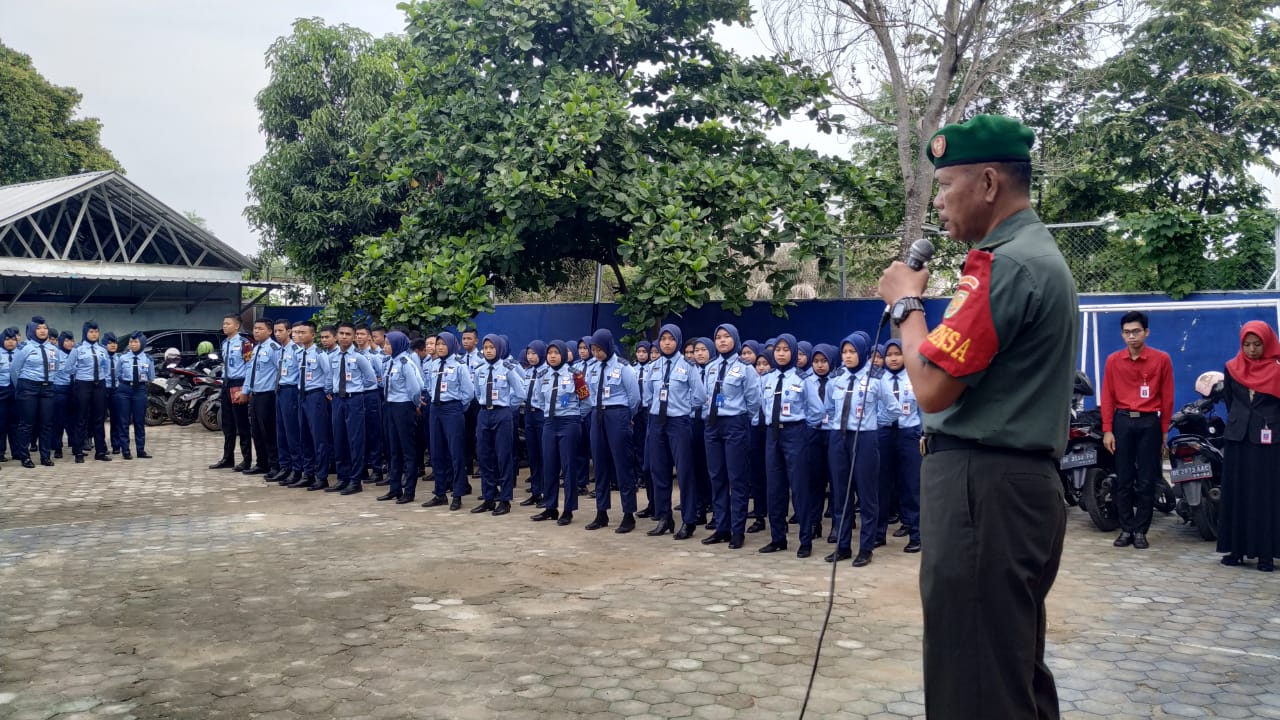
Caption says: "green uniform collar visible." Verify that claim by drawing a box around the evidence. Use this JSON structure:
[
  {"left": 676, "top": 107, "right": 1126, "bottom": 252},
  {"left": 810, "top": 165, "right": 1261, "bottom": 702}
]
[{"left": 975, "top": 208, "right": 1042, "bottom": 251}]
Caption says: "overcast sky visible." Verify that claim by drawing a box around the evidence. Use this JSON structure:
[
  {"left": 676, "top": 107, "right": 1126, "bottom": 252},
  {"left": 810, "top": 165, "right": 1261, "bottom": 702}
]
[{"left": 2, "top": 1, "right": 1275, "bottom": 257}]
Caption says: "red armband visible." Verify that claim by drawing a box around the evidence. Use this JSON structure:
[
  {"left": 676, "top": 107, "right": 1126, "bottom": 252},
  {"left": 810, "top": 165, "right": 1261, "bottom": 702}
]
[{"left": 920, "top": 249, "right": 998, "bottom": 378}]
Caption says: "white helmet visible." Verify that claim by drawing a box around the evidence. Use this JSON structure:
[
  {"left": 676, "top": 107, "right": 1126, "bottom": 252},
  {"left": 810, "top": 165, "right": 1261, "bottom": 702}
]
[{"left": 164, "top": 347, "right": 181, "bottom": 362}]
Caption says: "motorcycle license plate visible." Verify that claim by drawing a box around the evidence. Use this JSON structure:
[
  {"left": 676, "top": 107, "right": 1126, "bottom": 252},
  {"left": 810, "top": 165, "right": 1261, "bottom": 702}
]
[
  {"left": 1059, "top": 448, "right": 1097, "bottom": 470},
  {"left": 1170, "top": 462, "right": 1212, "bottom": 483}
]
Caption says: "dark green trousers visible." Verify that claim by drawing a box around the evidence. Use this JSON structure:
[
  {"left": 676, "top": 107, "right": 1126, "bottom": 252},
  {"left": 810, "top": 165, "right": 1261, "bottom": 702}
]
[{"left": 919, "top": 448, "right": 1066, "bottom": 720}]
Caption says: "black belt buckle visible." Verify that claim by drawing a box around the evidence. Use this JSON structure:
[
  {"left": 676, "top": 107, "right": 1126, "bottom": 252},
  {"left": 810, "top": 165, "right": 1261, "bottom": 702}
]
[{"left": 1127, "top": 411, "right": 1142, "bottom": 418}]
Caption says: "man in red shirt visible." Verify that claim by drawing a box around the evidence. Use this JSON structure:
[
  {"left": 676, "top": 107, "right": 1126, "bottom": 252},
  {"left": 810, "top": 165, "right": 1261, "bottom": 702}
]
[{"left": 1101, "top": 311, "right": 1175, "bottom": 549}]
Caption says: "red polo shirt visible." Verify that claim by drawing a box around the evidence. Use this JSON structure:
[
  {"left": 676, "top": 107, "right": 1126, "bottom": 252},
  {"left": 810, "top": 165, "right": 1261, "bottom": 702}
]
[{"left": 1100, "top": 346, "right": 1175, "bottom": 433}]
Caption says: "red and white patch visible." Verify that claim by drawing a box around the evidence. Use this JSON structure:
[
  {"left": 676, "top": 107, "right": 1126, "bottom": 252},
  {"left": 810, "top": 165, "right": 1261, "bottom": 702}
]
[
  {"left": 930, "top": 135, "right": 947, "bottom": 159},
  {"left": 921, "top": 249, "right": 998, "bottom": 378}
]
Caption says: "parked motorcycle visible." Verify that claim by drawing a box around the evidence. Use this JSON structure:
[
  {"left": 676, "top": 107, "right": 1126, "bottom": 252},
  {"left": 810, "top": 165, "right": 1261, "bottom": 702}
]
[
  {"left": 1167, "top": 371, "right": 1226, "bottom": 540},
  {"left": 1060, "top": 371, "right": 1119, "bottom": 530},
  {"left": 146, "top": 376, "right": 171, "bottom": 427},
  {"left": 165, "top": 357, "right": 222, "bottom": 426},
  {"left": 198, "top": 354, "right": 224, "bottom": 432}
]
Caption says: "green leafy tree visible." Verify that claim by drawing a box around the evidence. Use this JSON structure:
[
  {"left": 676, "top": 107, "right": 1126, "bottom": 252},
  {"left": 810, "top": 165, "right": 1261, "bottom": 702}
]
[
  {"left": 331, "top": 0, "right": 873, "bottom": 334},
  {"left": 0, "top": 42, "right": 122, "bottom": 184},
  {"left": 246, "top": 19, "right": 411, "bottom": 287}
]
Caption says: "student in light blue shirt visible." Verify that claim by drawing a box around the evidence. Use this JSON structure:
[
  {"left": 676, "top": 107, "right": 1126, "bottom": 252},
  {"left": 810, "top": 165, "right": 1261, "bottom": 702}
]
[
  {"left": 825, "top": 332, "right": 900, "bottom": 567},
  {"left": 271, "top": 319, "right": 304, "bottom": 486},
  {"left": 422, "top": 331, "right": 476, "bottom": 508},
  {"left": 0, "top": 327, "right": 19, "bottom": 462},
  {"left": 759, "top": 333, "right": 825, "bottom": 558},
  {"left": 471, "top": 334, "right": 527, "bottom": 514},
  {"left": 243, "top": 318, "right": 282, "bottom": 477},
  {"left": 379, "top": 330, "right": 424, "bottom": 504},
  {"left": 584, "top": 328, "right": 642, "bottom": 533},
  {"left": 328, "top": 322, "right": 377, "bottom": 495},
  {"left": 11, "top": 317, "right": 59, "bottom": 466},
  {"left": 806, "top": 343, "right": 840, "bottom": 543},
  {"left": 214, "top": 314, "right": 252, "bottom": 472},
  {"left": 520, "top": 341, "right": 549, "bottom": 508},
  {"left": 290, "top": 321, "right": 334, "bottom": 490},
  {"left": 530, "top": 339, "right": 583, "bottom": 523},
  {"left": 50, "top": 330, "right": 76, "bottom": 458},
  {"left": 701, "top": 323, "right": 761, "bottom": 548},
  {"left": 876, "top": 338, "right": 923, "bottom": 553},
  {"left": 356, "top": 323, "right": 387, "bottom": 485},
  {"left": 65, "top": 321, "right": 113, "bottom": 462},
  {"left": 114, "top": 332, "right": 155, "bottom": 460}
]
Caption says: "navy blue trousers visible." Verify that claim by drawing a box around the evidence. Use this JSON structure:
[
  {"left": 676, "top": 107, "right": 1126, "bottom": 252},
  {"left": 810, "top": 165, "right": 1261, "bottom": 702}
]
[
  {"left": 477, "top": 405, "right": 515, "bottom": 502},
  {"left": 113, "top": 384, "right": 147, "bottom": 453},
  {"left": 747, "top": 423, "right": 767, "bottom": 518},
  {"left": 0, "top": 385, "right": 14, "bottom": 458},
  {"left": 829, "top": 429, "right": 881, "bottom": 553},
  {"left": 71, "top": 380, "right": 107, "bottom": 457},
  {"left": 107, "top": 388, "right": 125, "bottom": 453},
  {"left": 633, "top": 410, "right": 651, "bottom": 504},
  {"left": 275, "top": 386, "right": 301, "bottom": 474},
  {"left": 765, "top": 422, "right": 812, "bottom": 546},
  {"left": 362, "top": 390, "right": 383, "bottom": 477},
  {"left": 878, "top": 424, "right": 922, "bottom": 542},
  {"left": 808, "top": 427, "right": 831, "bottom": 529},
  {"left": 691, "top": 415, "right": 710, "bottom": 516},
  {"left": 705, "top": 414, "right": 751, "bottom": 536},
  {"left": 331, "top": 395, "right": 365, "bottom": 486},
  {"left": 386, "top": 401, "right": 418, "bottom": 498},
  {"left": 591, "top": 406, "right": 636, "bottom": 513},
  {"left": 52, "top": 383, "right": 70, "bottom": 451},
  {"left": 541, "top": 415, "right": 581, "bottom": 512},
  {"left": 574, "top": 413, "right": 592, "bottom": 493},
  {"left": 524, "top": 409, "right": 544, "bottom": 496},
  {"left": 647, "top": 414, "right": 696, "bottom": 524},
  {"left": 430, "top": 400, "right": 467, "bottom": 498},
  {"left": 299, "top": 390, "right": 332, "bottom": 481},
  {"left": 16, "top": 379, "right": 54, "bottom": 462}
]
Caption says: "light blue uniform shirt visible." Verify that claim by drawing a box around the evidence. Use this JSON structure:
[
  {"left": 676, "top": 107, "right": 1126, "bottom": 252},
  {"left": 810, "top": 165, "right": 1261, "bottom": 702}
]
[
  {"left": 634, "top": 361, "right": 653, "bottom": 408},
  {"left": 877, "top": 369, "right": 922, "bottom": 429},
  {"left": 701, "top": 354, "right": 761, "bottom": 418},
  {"left": 424, "top": 356, "right": 475, "bottom": 404},
  {"left": 761, "top": 367, "right": 825, "bottom": 427},
  {"left": 363, "top": 346, "right": 388, "bottom": 385},
  {"left": 221, "top": 334, "right": 248, "bottom": 380},
  {"left": 12, "top": 340, "right": 60, "bottom": 384},
  {"left": 278, "top": 342, "right": 302, "bottom": 389},
  {"left": 244, "top": 339, "right": 282, "bottom": 394},
  {"left": 824, "top": 366, "right": 900, "bottom": 432},
  {"left": 644, "top": 354, "right": 705, "bottom": 417},
  {"left": 522, "top": 365, "right": 546, "bottom": 410},
  {"left": 533, "top": 364, "right": 584, "bottom": 417},
  {"left": 115, "top": 351, "right": 156, "bottom": 385},
  {"left": 0, "top": 347, "right": 15, "bottom": 388},
  {"left": 474, "top": 359, "right": 526, "bottom": 407},
  {"left": 297, "top": 344, "right": 330, "bottom": 393},
  {"left": 587, "top": 356, "right": 641, "bottom": 413},
  {"left": 65, "top": 341, "right": 112, "bottom": 382},
  {"left": 52, "top": 347, "right": 73, "bottom": 386},
  {"left": 384, "top": 352, "right": 424, "bottom": 404},
  {"left": 330, "top": 347, "right": 378, "bottom": 394}
]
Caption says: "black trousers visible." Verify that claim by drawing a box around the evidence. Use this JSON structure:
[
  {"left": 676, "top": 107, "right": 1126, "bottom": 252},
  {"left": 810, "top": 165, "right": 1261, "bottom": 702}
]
[
  {"left": 221, "top": 381, "right": 252, "bottom": 463},
  {"left": 72, "top": 380, "right": 107, "bottom": 457},
  {"left": 1113, "top": 413, "right": 1162, "bottom": 533},
  {"left": 464, "top": 401, "right": 479, "bottom": 474},
  {"left": 920, "top": 447, "right": 1065, "bottom": 720},
  {"left": 249, "top": 391, "right": 278, "bottom": 471}
]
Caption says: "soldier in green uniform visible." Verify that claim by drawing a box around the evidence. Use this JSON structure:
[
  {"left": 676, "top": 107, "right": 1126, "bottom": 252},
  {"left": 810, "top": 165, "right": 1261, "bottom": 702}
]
[{"left": 878, "top": 115, "right": 1078, "bottom": 720}]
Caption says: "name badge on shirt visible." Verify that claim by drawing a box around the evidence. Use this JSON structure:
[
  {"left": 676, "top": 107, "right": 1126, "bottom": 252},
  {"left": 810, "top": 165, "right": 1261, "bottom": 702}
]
[
  {"left": 603, "top": 386, "right": 612, "bottom": 399},
  {"left": 440, "top": 381, "right": 448, "bottom": 393},
  {"left": 902, "top": 401, "right": 913, "bottom": 415},
  {"left": 781, "top": 402, "right": 791, "bottom": 417},
  {"left": 305, "top": 371, "right": 313, "bottom": 382},
  {"left": 491, "top": 387, "right": 499, "bottom": 401},
  {"left": 1139, "top": 385, "right": 1150, "bottom": 399},
  {"left": 1263, "top": 428, "right": 1273, "bottom": 445},
  {"left": 345, "top": 371, "right": 353, "bottom": 381},
  {"left": 715, "top": 393, "right": 725, "bottom": 408}
]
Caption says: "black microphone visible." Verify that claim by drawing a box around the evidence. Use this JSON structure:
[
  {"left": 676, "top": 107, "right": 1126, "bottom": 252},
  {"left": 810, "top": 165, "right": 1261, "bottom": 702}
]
[{"left": 882, "top": 238, "right": 937, "bottom": 323}]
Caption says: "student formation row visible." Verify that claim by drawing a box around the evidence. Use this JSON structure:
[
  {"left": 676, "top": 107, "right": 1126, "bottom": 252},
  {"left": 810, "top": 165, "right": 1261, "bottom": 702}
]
[
  {"left": 1, "top": 318, "right": 157, "bottom": 468},
  {"left": 215, "top": 315, "right": 924, "bottom": 567}
]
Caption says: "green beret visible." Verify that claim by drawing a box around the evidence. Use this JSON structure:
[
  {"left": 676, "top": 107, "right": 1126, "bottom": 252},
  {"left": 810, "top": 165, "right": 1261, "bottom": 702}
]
[{"left": 928, "top": 115, "right": 1035, "bottom": 169}]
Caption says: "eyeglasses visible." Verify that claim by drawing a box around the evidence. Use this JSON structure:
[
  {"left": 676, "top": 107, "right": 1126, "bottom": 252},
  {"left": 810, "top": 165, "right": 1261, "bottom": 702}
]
[{"left": 1121, "top": 329, "right": 1145, "bottom": 336}]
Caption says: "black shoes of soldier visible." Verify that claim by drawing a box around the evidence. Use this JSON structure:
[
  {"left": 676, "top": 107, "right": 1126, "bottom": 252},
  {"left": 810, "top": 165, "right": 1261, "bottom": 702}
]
[
  {"left": 674, "top": 523, "right": 697, "bottom": 540},
  {"left": 796, "top": 544, "right": 812, "bottom": 559},
  {"left": 449, "top": 496, "right": 463, "bottom": 511},
  {"left": 636, "top": 506, "right": 654, "bottom": 519},
  {"left": 728, "top": 535, "right": 745, "bottom": 549},
  {"left": 492, "top": 501, "right": 511, "bottom": 516},
  {"left": 306, "top": 480, "right": 329, "bottom": 491},
  {"left": 243, "top": 466, "right": 266, "bottom": 476},
  {"left": 396, "top": 495, "right": 415, "bottom": 504},
  {"left": 647, "top": 517, "right": 674, "bottom": 537},
  {"left": 702, "top": 532, "right": 730, "bottom": 546},
  {"left": 585, "top": 511, "right": 609, "bottom": 530},
  {"left": 825, "top": 548, "right": 853, "bottom": 563},
  {"left": 852, "top": 551, "right": 873, "bottom": 567},
  {"left": 904, "top": 540, "right": 922, "bottom": 553},
  {"left": 325, "top": 482, "right": 346, "bottom": 493},
  {"left": 1114, "top": 531, "right": 1134, "bottom": 547},
  {"left": 422, "top": 495, "right": 448, "bottom": 508},
  {"left": 21, "top": 459, "right": 35, "bottom": 468},
  {"left": 377, "top": 492, "right": 399, "bottom": 501},
  {"left": 758, "top": 542, "right": 787, "bottom": 553},
  {"left": 519, "top": 494, "right": 541, "bottom": 507},
  {"left": 874, "top": 538, "right": 887, "bottom": 548},
  {"left": 471, "top": 500, "right": 496, "bottom": 514},
  {"left": 556, "top": 511, "right": 573, "bottom": 526},
  {"left": 40, "top": 458, "right": 55, "bottom": 467},
  {"left": 532, "top": 508, "right": 559, "bottom": 522},
  {"left": 826, "top": 532, "right": 836, "bottom": 544},
  {"left": 615, "top": 513, "right": 635, "bottom": 534},
  {"left": 1132, "top": 533, "right": 1149, "bottom": 549},
  {"left": 75, "top": 455, "right": 85, "bottom": 464},
  {"left": 232, "top": 462, "right": 250, "bottom": 473},
  {"left": 893, "top": 525, "right": 910, "bottom": 538},
  {"left": 95, "top": 454, "right": 111, "bottom": 461},
  {"left": 209, "top": 458, "right": 234, "bottom": 469},
  {"left": 339, "top": 484, "right": 362, "bottom": 496},
  {"left": 746, "top": 518, "right": 766, "bottom": 534},
  {"left": 121, "top": 451, "right": 132, "bottom": 460}
]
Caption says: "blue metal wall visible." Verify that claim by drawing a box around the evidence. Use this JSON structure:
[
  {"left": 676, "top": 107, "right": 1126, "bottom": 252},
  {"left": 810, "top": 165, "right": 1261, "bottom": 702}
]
[{"left": 263, "top": 290, "right": 1280, "bottom": 413}]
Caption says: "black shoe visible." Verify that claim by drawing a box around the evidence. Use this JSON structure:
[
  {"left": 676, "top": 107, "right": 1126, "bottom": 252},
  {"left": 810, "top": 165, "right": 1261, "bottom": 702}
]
[
  {"left": 449, "top": 496, "right": 462, "bottom": 511},
  {"left": 746, "top": 518, "right": 766, "bottom": 534},
  {"left": 556, "top": 511, "right": 573, "bottom": 526},
  {"left": 397, "top": 494, "right": 416, "bottom": 503},
  {"left": 54, "top": 450, "right": 62, "bottom": 459},
  {"left": 74, "top": 455, "right": 85, "bottom": 464},
  {"left": 636, "top": 506, "right": 654, "bottom": 519},
  {"left": 233, "top": 462, "right": 251, "bottom": 473},
  {"left": 532, "top": 508, "right": 559, "bottom": 521},
  {"left": 422, "top": 495, "right": 448, "bottom": 508},
  {"left": 825, "top": 549, "right": 853, "bottom": 563},
  {"left": 758, "top": 542, "right": 787, "bottom": 554},
  {"left": 95, "top": 453, "right": 111, "bottom": 462},
  {"left": 674, "top": 523, "right": 696, "bottom": 540},
  {"left": 887, "top": 514, "right": 900, "bottom": 524},
  {"left": 283, "top": 471, "right": 303, "bottom": 485},
  {"left": 471, "top": 500, "right": 496, "bottom": 514},
  {"left": 1260, "top": 560, "right": 1275, "bottom": 572},
  {"left": 852, "top": 551, "right": 873, "bottom": 567},
  {"left": 306, "top": 480, "right": 329, "bottom": 491},
  {"left": 492, "top": 501, "right": 511, "bottom": 516},
  {"left": 374, "top": 479, "right": 390, "bottom": 487},
  {"left": 904, "top": 540, "right": 922, "bottom": 554},
  {"left": 286, "top": 476, "right": 310, "bottom": 488},
  {"left": 519, "top": 495, "right": 541, "bottom": 507},
  {"left": 1132, "top": 533, "right": 1149, "bottom": 550},
  {"left": 796, "top": 544, "right": 812, "bottom": 559},
  {"left": 340, "top": 484, "right": 363, "bottom": 496},
  {"left": 1114, "top": 531, "right": 1134, "bottom": 547},
  {"left": 615, "top": 513, "right": 635, "bottom": 534},
  {"left": 702, "top": 532, "right": 730, "bottom": 546},
  {"left": 585, "top": 512, "right": 609, "bottom": 530},
  {"left": 209, "top": 458, "right": 234, "bottom": 469},
  {"left": 705, "top": 518, "right": 717, "bottom": 531},
  {"left": 647, "top": 517, "right": 675, "bottom": 537},
  {"left": 892, "top": 525, "right": 910, "bottom": 538},
  {"left": 243, "top": 466, "right": 266, "bottom": 476},
  {"left": 788, "top": 513, "right": 798, "bottom": 524},
  {"left": 874, "top": 538, "right": 887, "bottom": 548},
  {"left": 40, "top": 458, "right": 55, "bottom": 467},
  {"left": 325, "top": 482, "right": 347, "bottom": 493},
  {"left": 121, "top": 451, "right": 132, "bottom": 460},
  {"left": 265, "top": 468, "right": 285, "bottom": 482},
  {"left": 826, "top": 533, "right": 836, "bottom": 544},
  {"left": 728, "top": 535, "right": 745, "bottom": 549},
  {"left": 377, "top": 492, "right": 399, "bottom": 501},
  {"left": 111, "top": 448, "right": 121, "bottom": 455},
  {"left": 812, "top": 523, "right": 823, "bottom": 540},
  {"left": 1221, "top": 553, "right": 1243, "bottom": 566},
  {"left": 21, "top": 459, "right": 35, "bottom": 469}
]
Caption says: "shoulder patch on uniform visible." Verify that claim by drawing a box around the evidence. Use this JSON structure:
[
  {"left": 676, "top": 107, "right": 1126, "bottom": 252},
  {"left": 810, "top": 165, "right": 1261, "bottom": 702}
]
[
  {"left": 921, "top": 248, "right": 998, "bottom": 377},
  {"left": 398, "top": 356, "right": 408, "bottom": 366}
]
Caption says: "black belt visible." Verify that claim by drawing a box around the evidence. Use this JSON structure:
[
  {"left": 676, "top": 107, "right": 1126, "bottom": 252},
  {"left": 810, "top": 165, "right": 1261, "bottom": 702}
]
[
  {"left": 362, "top": 389, "right": 380, "bottom": 396},
  {"left": 1116, "top": 409, "right": 1158, "bottom": 419},
  {"left": 125, "top": 381, "right": 147, "bottom": 387},
  {"left": 924, "top": 432, "right": 1053, "bottom": 460},
  {"left": 336, "top": 392, "right": 354, "bottom": 399}
]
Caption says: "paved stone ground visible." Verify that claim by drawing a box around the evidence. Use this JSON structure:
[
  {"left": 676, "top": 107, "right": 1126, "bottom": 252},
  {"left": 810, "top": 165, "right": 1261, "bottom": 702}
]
[{"left": 1, "top": 425, "right": 1277, "bottom": 720}]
